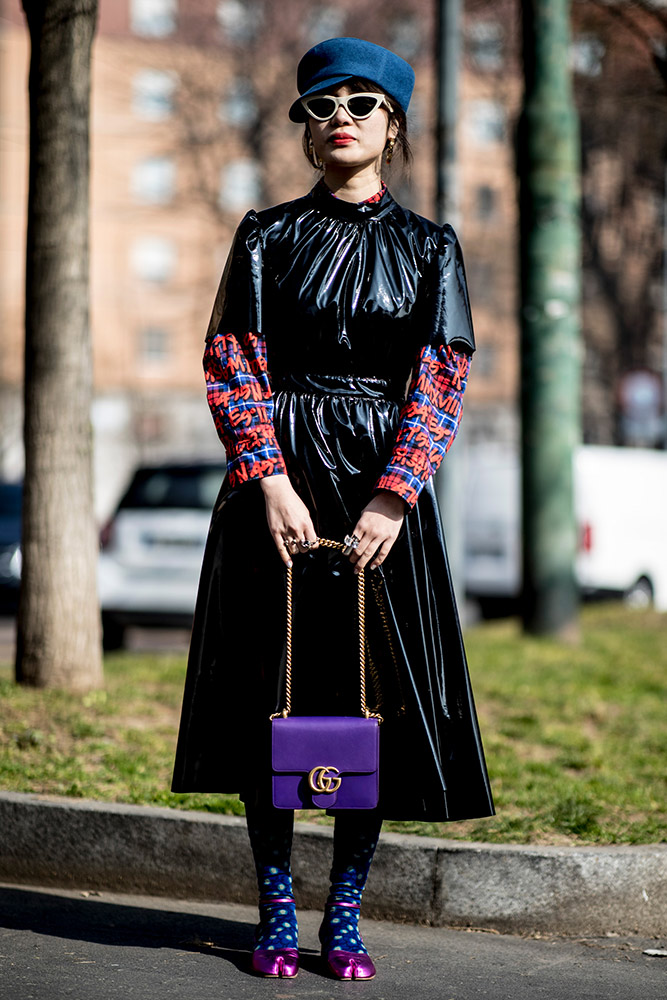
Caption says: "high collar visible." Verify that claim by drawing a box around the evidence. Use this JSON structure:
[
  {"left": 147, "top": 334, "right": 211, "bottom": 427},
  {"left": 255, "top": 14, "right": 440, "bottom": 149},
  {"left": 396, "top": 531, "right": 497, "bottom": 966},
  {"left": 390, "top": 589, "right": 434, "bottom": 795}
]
[{"left": 309, "top": 180, "right": 395, "bottom": 221}]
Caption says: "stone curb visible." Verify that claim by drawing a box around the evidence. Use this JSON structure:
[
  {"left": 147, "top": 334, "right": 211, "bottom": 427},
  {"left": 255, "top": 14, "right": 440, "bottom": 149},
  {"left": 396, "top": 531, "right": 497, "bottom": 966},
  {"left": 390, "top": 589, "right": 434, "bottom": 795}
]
[{"left": 0, "top": 791, "right": 664, "bottom": 935}]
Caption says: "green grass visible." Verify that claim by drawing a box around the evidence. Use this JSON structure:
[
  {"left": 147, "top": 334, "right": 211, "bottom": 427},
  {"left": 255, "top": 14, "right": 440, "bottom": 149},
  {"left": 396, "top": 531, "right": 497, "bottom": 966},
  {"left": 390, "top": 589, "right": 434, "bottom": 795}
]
[
  {"left": 0, "top": 603, "right": 665, "bottom": 845},
  {"left": 0, "top": 653, "right": 243, "bottom": 816},
  {"left": 388, "top": 603, "right": 666, "bottom": 845}
]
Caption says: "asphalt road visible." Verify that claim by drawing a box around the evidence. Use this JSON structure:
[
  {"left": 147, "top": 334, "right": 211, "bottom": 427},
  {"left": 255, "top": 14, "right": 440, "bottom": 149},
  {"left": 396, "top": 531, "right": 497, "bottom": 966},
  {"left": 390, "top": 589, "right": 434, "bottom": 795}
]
[{"left": 1, "top": 883, "right": 664, "bottom": 1000}]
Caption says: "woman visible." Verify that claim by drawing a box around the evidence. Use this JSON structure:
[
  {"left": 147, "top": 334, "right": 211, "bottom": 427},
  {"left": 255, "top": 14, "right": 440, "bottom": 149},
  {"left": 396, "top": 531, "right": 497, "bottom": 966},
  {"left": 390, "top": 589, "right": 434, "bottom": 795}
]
[{"left": 173, "top": 37, "right": 494, "bottom": 981}]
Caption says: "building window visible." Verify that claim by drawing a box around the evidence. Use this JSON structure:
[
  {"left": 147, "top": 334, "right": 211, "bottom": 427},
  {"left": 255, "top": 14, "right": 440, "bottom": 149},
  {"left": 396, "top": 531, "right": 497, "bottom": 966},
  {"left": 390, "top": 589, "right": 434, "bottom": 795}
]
[
  {"left": 130, "top": 237, "right": 177, "bottom": 282},
  {"left": 466, "top": 99, "right": 506, "bottom": 145},
  {"left": 306, "top": 5, "right": 345, "bottom": 46},
  {"left": 474, "top": 343, "right": 497, "bottom": 379},
  {"left": 570, "top": 35, "right": 605, "bottom": 77},
  {"left": 130, "top": 0, "right": 177, "bottom": 38},
  {"left": 467, "top": 21, "right": 504, "bottom": 72},
  {"left": 219, "top": 78, "right": 258, "bottom": 126},
  {"left": 132, "top": 157, "right": 175, "bottom": 204},
  {"left": 467, "top": 260, "right": 494, "bottom": 306},
  {"left": 133, "top": 405, "right": 166, "bottom": 442},
  {"left": 406, "top": 92, "right": 424, "bottom": 136},
  {"left": 132, "top": 69, "right": 177, "bottom": 121},
  {"left": 476, "top": 185, "right": 497, "bottom": 220},
  {"left": 139, "top": 327, "right": 170, "bottom": 365},
  {"left": 388, "top": 15, "right": 421, "bottom": 60},
  {"left": 219, "top": 159, "right": 261, "bottom": 211},
  {"left": 216, "top": 0, "right": 259, "bottom": 43}
]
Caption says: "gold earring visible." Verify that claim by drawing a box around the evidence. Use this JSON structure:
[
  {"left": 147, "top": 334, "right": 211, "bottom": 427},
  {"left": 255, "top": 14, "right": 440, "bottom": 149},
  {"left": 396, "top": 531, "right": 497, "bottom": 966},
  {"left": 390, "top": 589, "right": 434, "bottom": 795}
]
[
  {"left": 307, "top": 131, "right": 324, "bottom": 170},
  {"left": 385, "top": 138, "right": 396, "bottom": 165}
]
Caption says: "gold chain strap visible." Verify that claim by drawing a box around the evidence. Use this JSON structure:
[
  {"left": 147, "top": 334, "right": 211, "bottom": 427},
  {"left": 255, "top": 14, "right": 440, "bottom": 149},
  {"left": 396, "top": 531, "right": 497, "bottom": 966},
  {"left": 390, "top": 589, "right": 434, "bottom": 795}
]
[{"left": 271, "top": 537, "right": 383, "bottom": 723}]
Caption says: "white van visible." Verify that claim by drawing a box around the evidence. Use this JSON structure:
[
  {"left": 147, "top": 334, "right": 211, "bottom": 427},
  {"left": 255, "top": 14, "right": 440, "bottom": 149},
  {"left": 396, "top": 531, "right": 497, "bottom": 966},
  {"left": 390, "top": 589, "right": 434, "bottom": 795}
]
[{"left": 464, "top": 444, "right": 667, "bottom": 612}]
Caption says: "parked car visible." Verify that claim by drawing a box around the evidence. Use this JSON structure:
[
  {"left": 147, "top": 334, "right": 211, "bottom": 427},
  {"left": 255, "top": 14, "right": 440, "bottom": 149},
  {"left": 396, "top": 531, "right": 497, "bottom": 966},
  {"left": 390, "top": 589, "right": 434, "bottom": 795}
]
[
  {"left": 98, "top": 461, "right": 226, "bottom": 649},
  {"left": 463, "top": 446, "right": 520, "bottom": 613},
  {"left": 464, "top": 444, "right": 667, "bottom": 613},
  {"left": 0, "top": 481, "right": 22, "bottom": 613},
  {"left": 574, "top": 446, "right": 667, "bottom": 610}
]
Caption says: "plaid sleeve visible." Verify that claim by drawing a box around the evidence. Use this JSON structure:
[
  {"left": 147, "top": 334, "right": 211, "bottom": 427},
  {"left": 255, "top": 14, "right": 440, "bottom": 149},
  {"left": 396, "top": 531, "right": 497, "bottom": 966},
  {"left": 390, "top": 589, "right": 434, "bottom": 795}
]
[
  {"left": 204, "top": 330, "right": 287, "bottom": 487},
  {"left": 375, "top": 345, "right": 471, "bottom": 509}
]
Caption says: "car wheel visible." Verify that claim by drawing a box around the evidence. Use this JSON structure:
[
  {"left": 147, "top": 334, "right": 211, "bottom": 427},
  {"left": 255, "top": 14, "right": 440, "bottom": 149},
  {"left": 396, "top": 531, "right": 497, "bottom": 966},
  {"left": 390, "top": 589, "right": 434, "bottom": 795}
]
[
  {"left": 623, "top": 576, "right": 653, "bottom": 610},
  {"left": 102, "top": 613, "right": 126, "bottom": 651}
]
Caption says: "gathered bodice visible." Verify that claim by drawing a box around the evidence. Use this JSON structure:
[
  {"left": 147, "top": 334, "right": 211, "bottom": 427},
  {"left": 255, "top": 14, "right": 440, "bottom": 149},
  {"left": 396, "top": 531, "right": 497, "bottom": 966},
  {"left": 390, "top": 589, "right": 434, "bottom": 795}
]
[{"left": 207, "top": 183, "right": 475, "bottom": 388}]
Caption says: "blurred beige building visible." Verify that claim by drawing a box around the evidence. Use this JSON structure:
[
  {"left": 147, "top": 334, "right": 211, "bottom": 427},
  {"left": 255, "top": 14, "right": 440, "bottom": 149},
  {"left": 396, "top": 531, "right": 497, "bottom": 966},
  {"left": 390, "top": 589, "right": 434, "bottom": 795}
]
[{"left": 0, "top": 0, "right": 520, "bottom": 517}]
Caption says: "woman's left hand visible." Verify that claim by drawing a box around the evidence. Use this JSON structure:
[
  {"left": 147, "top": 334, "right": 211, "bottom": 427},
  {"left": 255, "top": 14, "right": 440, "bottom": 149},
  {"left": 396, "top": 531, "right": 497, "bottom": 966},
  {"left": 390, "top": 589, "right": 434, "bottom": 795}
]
[{"left": 347, "top": 490, "right": 407, "bottom": 573}]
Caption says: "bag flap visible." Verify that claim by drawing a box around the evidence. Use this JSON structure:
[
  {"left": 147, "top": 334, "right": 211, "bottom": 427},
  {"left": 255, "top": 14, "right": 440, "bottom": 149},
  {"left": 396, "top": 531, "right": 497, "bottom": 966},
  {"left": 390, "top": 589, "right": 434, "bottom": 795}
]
[{"left": 272, "top": 716, "right": 379, "bottom": 775}]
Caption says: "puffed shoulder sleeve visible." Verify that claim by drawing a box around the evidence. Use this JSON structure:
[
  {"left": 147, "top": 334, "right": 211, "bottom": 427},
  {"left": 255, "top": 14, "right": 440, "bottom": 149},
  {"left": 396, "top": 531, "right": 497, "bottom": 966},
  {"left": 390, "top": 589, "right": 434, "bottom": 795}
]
[
  {"left": 203, "top": 212, "right": 288, "bottom": 487},
  {"left": 374, "top": 225, "right": 474, "bottom": 508},
  {"left": 426, "top": 224, "right": 475, "bottom": 354},
  {"left": 205, "top": 210, "right": 263, "bottom": 342}
]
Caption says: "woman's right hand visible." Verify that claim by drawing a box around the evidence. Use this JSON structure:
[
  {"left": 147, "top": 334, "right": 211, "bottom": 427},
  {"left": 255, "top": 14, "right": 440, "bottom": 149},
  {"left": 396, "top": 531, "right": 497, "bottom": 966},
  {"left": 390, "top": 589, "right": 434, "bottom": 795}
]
[{"left": 260, "top": 474, "right": 319, "bottom": 567}]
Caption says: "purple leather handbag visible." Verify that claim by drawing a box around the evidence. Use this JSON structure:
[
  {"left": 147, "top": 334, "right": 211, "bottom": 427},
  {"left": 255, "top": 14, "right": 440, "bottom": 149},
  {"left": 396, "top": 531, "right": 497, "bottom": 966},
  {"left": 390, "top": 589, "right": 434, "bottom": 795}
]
[
  {"left": 272, "top": 715, "right": 380, "bottom": 810},
  {"left": 271, "top": 538, "right": 382, "bottom": 811}
]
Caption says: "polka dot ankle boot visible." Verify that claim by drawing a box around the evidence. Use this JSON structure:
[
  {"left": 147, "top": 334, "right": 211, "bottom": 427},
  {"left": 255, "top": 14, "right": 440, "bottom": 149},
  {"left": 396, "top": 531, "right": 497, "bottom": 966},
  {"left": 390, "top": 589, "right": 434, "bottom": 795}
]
[
  {"left": 319, "top": 900, "right": 376, "bottom": 980},
  {"left": 251, "top": 894, "right": 299, "bottom": 978},
  {"left": 319, "top": 813, "right": 382, "bottom": 980},
  {"left": 245, "top": 806, "right": 299, "bottom": 979}
]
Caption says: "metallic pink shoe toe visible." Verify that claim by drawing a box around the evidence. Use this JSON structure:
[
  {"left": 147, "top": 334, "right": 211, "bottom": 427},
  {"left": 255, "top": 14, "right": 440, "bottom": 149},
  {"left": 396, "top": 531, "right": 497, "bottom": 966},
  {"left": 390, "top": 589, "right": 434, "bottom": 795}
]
[
  {"left": 251, "top": 947, "right": 299, "bottom": 978},
  {"left": 322, "top": 949, "right": 376, "bottom": 980}
]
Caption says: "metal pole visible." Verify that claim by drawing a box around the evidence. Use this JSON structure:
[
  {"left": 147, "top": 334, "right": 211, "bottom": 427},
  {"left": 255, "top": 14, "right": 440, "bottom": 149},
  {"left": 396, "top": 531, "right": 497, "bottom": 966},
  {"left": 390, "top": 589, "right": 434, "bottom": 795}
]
[
  {"left": 517, "top": 0, "right": 582, "bottom": 636},
  {"left": 436, "top": 0, "right": 462, "bottom": 229},
  {"left": 434, "top": 0, "right": 466, "bottom": 613}
]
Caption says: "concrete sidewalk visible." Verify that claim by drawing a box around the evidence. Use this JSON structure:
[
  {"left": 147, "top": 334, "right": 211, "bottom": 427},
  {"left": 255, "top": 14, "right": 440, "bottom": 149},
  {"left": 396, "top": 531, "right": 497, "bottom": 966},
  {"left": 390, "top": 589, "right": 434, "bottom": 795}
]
[
  {"left": 2, "top": 883, "right": 665, "bottom": 1000},
  {"left": 0, "top": 791, "right": 665, "bottom": 937}
]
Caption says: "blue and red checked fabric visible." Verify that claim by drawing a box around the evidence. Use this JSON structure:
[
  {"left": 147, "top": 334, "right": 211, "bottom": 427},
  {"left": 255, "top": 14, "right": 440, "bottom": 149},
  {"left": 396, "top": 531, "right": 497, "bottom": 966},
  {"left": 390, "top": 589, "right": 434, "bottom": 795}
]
[
  {"left": 204, "top": 332, "right": 470, "bottom": 507},
  {"left": 375, "top": 344, "right": 470, "bottom": 508},
  {"left": 334, "top": 181, "right": 386, "bottom": 205},
  {"left": 204, "top": 330, "right": 287, "bottom": 485}
]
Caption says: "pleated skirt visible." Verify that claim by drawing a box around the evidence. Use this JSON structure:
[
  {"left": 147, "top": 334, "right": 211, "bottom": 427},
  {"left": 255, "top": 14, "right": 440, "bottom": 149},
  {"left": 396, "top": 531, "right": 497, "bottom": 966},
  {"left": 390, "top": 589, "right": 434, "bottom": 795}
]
[{"left": 172, "top": 373, "right": 494, "bottom": 822}]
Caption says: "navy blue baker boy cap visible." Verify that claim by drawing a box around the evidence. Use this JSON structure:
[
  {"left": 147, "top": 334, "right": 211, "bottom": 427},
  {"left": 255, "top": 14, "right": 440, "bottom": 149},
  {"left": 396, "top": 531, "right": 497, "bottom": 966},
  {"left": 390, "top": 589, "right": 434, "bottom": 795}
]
[{"left": 289, "top": 37, "right": 415, "bottom": 123}]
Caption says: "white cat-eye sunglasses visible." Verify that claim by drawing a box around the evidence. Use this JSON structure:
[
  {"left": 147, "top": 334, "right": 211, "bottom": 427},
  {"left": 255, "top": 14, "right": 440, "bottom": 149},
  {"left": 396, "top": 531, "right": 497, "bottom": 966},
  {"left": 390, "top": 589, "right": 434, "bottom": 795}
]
[{"left": 300, "top": 92, "right": 393, "bottom": 122}]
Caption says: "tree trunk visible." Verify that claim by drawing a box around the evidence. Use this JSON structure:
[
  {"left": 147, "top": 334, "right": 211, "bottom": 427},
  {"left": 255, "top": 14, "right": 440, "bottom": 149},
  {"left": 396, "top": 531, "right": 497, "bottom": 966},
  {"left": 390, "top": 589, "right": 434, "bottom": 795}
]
[
  {"left": 517, "top": 0, "right": 582, "bottom": 638},
  {"left": 16, "top": 0, "right": 102, "bottom": 689}
]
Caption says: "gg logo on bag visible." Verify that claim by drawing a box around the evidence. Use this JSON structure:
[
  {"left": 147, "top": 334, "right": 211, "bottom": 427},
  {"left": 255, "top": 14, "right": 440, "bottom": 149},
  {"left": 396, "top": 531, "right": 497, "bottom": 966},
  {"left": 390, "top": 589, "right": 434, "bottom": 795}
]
[{"left": 308, "top": 765, "right": 342, "bottom": 794}]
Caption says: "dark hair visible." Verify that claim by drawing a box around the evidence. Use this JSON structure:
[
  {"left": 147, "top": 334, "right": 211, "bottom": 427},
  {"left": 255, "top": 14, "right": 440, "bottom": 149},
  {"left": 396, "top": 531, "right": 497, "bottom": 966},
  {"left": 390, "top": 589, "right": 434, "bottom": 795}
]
[{"left": 301, "top": 77, "right": 412, "bottom": 172}]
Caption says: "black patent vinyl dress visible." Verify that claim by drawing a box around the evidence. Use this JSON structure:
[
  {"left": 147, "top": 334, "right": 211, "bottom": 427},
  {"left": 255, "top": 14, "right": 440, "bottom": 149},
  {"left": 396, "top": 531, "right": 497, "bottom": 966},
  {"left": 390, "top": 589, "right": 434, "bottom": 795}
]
[{"left": 172, "top": 183, "right": 495, "bottom": 822}]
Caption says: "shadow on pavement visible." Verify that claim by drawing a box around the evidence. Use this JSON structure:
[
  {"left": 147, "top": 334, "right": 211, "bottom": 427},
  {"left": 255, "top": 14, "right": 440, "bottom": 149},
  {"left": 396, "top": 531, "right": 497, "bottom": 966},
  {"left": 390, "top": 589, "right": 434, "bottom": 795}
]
[{"left": 0, "top": 885, "right": 253, "bottom": 973}]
